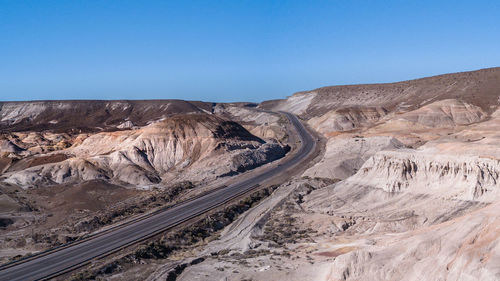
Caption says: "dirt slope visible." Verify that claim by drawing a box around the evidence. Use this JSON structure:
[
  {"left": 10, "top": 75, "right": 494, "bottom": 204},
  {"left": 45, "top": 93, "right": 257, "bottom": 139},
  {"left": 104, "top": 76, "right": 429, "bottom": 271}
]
[{"left": 263, "top": 67, "right": 500, "bottom": 118}]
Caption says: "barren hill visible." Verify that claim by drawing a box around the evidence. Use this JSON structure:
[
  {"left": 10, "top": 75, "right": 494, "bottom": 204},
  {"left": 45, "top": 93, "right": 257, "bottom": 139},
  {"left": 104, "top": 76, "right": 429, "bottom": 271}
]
[
  {"left": 263, "top": 67, "right": 500, "bottom": 117},
  {"left": 0, "top": 99, "right": 214, "bottom": 132},
  {"left": 3, "top": 67, "right": 500, "bottom": 281},
  {"left": 0, "top": 103, "right": 289, "bottom": 262}
]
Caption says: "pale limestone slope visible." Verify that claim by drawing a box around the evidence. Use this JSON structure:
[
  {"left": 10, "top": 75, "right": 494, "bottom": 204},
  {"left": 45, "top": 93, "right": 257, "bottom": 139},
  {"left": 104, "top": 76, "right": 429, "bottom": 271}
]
[
  {"left": 324, "top": 198, "right": 500, "bottom": 281},
  {"left": 347, "top": 150, "right": 500, "bottom": 201},
  {"left": 304, "top": 136, "right": 404, "bottom": 180}
]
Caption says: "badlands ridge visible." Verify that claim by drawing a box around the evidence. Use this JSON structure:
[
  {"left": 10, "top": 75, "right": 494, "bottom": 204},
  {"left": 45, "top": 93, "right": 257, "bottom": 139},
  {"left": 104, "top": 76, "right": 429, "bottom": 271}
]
[{"left": 2, "top": 67, "right": 500, "bottom": 280}]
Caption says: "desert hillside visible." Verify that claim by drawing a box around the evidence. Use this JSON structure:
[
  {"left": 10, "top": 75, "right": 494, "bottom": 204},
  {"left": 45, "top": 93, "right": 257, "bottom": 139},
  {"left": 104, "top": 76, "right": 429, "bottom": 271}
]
[
  {"left": 263, "top": 67, "right": 500, "bottom": 117},
  {"left": 164, "top": 67, "right": 500, "bottom": 281},
  {"left": 0, "top": 99, "right": 214, "bottom": 132},
  {"left": 0, "top": 102, "right": 290, "bottom": 263},
  {"left": 2, "top": 68, "right": 500, "bottom": 281}
]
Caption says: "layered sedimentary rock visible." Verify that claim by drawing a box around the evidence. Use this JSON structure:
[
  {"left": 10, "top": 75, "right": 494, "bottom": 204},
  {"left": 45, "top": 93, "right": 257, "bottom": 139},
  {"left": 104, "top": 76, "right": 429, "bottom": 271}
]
[
  {"left": 0, "top": 100, "right": 213, "bottom": 132},
  {"left": 1, "top": 114, "right": 288, "bottom": 188},
  {"left": 347, "top": 150, "right": 500, "bottom": 201},
  {"left": 304, "top": 136, "right": 404, "bottom": 180},
  {"left": 3, "top": 67, "right": 500, "bottom": 280},
  {"left": 393, "top": 99, "right": 486, "bottom": 127},
  {"left": 262, "top": 67, "right": 500, "bottom": 118},
  {"left": 308, "top": 107, "right": 388, "bottom": 134},
  {"left": 191, "top": 67, "right": 500, "bottom": 281}
]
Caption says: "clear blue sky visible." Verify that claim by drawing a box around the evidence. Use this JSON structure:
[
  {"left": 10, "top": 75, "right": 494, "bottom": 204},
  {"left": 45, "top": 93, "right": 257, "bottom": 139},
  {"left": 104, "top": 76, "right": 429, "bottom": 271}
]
[{"left": 1, "top": 1, "right": 499, "bottom": 102}]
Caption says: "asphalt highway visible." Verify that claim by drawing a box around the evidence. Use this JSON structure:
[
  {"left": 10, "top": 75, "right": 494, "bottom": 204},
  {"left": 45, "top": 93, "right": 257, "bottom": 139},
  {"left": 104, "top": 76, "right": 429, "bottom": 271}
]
[{"left": 0, "top": 112, "right": 315, "bottom": 281}]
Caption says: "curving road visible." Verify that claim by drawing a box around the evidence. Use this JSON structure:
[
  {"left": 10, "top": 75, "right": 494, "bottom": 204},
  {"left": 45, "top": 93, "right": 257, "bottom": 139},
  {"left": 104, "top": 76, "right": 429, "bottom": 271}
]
[{"left": 0, "top": 112, "right": 315, "bottom": 281}]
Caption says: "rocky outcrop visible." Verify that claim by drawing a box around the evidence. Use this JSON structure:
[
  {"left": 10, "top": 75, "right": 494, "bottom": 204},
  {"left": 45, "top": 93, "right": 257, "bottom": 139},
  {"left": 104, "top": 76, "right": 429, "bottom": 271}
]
[
  {"left": 347, "top": 150, "right": 500, "bottom": 202},
  {"left": 304, "top": 136, "right": 404, "bottom": 180},
  {"left": 391, "top": 99, "right": 486, "bottom": 128},
  {"left": 117, "top": 121, "right": 134, "bottom": 129},
  {"left": 0, "top": 100, "right": 213, "bottom": 132},
  {"left": 323, "top": 195, "right": 500, "bottom": 281},
  {"left": 222, "top": 143, "right": 290, "bottom": 176},
  {"left": 213, "top": 104, "right": 279, "bottom": 125},
  {"left": 308, "top": 107, "right": 388, "bottom": 134},
  {"left": 0, "top": 139, "right": 23, "bottom": 154},
  {"left": 213, "top": 104, "right": 286, "bottom": 141},
  {"left": 2, "top": 114, "right": 288, "bottom": 188}
]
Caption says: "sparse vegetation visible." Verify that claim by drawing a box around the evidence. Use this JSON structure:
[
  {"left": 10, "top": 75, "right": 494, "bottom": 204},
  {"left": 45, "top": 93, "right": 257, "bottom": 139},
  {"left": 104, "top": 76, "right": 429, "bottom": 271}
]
[{"left": 68, "top": 186, "right": 278, "bottom": 279}]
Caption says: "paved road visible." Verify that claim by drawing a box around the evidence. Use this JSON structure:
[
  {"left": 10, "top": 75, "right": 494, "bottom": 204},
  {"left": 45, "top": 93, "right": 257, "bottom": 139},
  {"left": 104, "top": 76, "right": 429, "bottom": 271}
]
[{"left": 0, "top": 112, "right": 315, "bottom": 281}]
